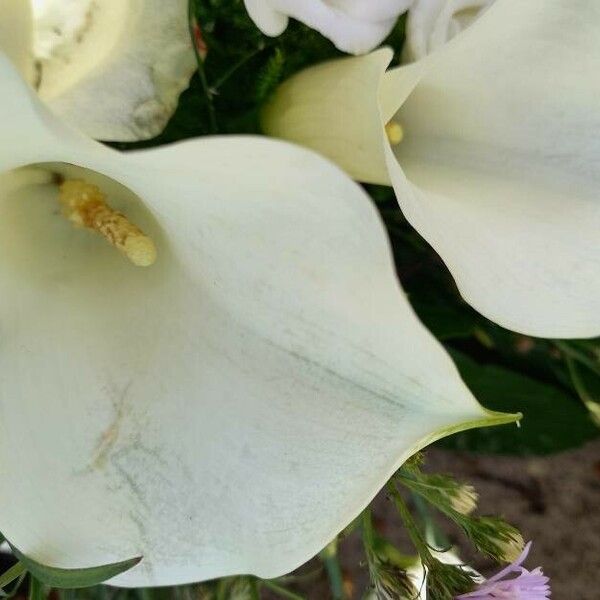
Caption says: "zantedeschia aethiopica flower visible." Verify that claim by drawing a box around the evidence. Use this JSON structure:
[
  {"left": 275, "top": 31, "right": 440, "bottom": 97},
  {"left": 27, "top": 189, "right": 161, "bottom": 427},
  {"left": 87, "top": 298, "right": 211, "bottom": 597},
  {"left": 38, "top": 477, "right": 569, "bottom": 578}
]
[
  {"left": 263, "top": 0, "right": 600, "bottom": 338},
  {"left": 1, "top": 0, "right": 195, "bottom": 141},
  {"left": 0, "top": 51, "right": 517, "bottom": 587},
  {"left": 403, "top": 0, "right": 493, "bottom": 61}
]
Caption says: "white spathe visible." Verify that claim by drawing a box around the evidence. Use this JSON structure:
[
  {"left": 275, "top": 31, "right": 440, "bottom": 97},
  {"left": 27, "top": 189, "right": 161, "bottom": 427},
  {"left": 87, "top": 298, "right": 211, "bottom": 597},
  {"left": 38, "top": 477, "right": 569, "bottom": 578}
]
[
  {"left": 0, "top": 0, "right": 35, "bottom": 81},
  {"left": 244, "top": 0, "right": 414, "bottom": 54},
  {"left": 262, "top": 0, "right": 600, "bottom": 339},
  {"left": 0, "top": 53, "right": 513, "bottom": 587},
  {"left": 0, "top": 0, "right": 195, "bottom": 141},
  {"left": 404, "top": 0, "right": 493, "bottom": 61}
]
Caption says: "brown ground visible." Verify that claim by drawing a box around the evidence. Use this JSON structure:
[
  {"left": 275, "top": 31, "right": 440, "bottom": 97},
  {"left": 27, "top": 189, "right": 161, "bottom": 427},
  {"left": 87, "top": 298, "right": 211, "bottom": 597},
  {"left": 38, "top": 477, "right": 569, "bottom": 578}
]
[{"left": 271, "top": 439, "right": 600, "bottom": 599}]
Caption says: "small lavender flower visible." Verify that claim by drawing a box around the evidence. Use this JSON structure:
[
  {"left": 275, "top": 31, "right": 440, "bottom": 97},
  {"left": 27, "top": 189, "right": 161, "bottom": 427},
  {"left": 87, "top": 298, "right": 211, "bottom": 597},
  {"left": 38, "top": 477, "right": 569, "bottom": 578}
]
[{"left": 456, "top": 542, "right": 550, "bottom": 599}]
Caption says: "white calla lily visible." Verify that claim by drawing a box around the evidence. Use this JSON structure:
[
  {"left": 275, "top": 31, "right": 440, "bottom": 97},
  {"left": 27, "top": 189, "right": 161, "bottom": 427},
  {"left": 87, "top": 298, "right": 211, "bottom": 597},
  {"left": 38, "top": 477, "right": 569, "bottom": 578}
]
[
  {"left": 262, "top": 0, "right": 600, "bottom": 338},
  {"left": 0, "top": 54, "right": 515, "bottom": 587},
  {"left": 1, "top": 0, "right": 195, "bottom": 141},
  {"left": 244, "top": 0, "right": 414, "bottom": 55},
  {"left": 0, "top": 0, "right": 35, "bottom": 81},
  {"left": 403, "top": 0, "right": 492, "bottom": 62}
]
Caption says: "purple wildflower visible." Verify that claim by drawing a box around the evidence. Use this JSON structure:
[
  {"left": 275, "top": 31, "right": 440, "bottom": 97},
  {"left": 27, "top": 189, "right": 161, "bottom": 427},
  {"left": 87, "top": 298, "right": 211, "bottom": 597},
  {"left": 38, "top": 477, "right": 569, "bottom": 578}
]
[{"left": 456, "top": 542, "right": 550, "bottom": 599}]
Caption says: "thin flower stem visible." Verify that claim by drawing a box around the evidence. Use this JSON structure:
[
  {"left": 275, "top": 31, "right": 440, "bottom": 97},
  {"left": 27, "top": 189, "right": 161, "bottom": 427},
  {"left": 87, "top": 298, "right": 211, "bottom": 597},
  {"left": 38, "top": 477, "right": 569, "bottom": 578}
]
[
  {"left": 361, "top": 509, "right": 375, "bottom": 552},
  {"left": 2, "top": 572, "right": 26, "bottom": 600},
  {"left": 211, "top": 46, "right": 266, "bottom": 92},
  {"left": 564, "top": 354, "right": 600, "bottom": 426},
  {"left": 27, "top": 576, "right": 44, "bottom": 600},
  {"left": 187, "top": 0, "right": 218, "bottom": 133},
  {"left": 320, "top": 541, "right": 345, "bottom": 600},
  {"left": 555, "top": 340, "right": 600, "bottom": 376},
  {"left": 389, "top": 485, "right": 434, "bottom": 565},
  {"left": 0, "top": 562, "right": 26, "bottom": 590},
  {"left": 262, "top": 581, "right": 306, "bottom": 600},
  {"left": 215, "top": 580, "right": 228, "bottom": 600},
  {"left": 249, "top": 579, "right": 261, "bottom": 600},
  {"left": 411, "top": 493, "right": 453, "bottom": 553}
]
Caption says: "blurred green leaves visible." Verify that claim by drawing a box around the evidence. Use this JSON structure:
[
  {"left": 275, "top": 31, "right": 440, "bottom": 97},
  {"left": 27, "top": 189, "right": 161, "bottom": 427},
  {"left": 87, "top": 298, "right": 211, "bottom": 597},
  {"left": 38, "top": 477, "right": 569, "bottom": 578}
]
[{"left": 440, "top": 351, "right": 600, "bottom": 455}]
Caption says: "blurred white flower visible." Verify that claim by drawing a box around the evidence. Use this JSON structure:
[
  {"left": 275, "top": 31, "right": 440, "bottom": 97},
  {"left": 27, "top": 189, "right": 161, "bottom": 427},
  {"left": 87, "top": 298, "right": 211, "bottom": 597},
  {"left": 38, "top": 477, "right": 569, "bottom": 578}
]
[
  {"left": 0, "top": 52, "right": 514, "bottom": 587},
  {"left": 1, "top": 0, "right": 196, "bottom": 141},
  {"left": 262, "top": 0, "right": 600, "bottom": 338},
  {"left": 244, "top": 0, "right": 414, "bottom": 54},
  {"left": 404, "top": 0, "right": 493, "bottom": 61}
]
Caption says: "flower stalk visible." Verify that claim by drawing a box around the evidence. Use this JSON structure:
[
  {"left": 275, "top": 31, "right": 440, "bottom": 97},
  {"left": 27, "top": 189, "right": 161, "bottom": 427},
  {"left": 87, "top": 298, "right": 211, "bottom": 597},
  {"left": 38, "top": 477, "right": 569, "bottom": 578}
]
[
  {"left": 319, "top": 540, "right": 345, "bottom": 600},
  {"left": 389, "top": 486, "right": 475, "bottom": 600}
]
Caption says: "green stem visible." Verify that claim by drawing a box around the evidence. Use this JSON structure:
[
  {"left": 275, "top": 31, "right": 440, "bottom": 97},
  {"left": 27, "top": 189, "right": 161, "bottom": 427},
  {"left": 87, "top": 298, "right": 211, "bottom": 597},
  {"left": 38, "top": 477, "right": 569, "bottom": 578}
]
[
  {"left": 248, "top": 579, "right": 261, "bottom": 600},
  {"left": 555, "top": 340, "right": 600, "bottom": 377},
  {"left": 187, "top": 0, "right": 218, "bottom": 133},
  {"left": 0, "top": 563, "right": 26, "bottom": 590},
  {"left": 215, "top": 580, "right": 228, "bottom": 600},
  {"left": 211, "top": 46, "right": 266, "bottom": 91},
  {"left": 27, "top": 576, "right": 44, "bottom": 600},
  {"left": 361, "top": 509, "right": 375, "bottom": 553},
  {"left": 565, "top": 354, "right": 600, "bottom": 426},
  {"left": 411, "top": 493, "right": 451, "bottom": 552},
  {"left": 262, "top": 581, "right": 306, "bottom": 600},
  {"left": 320, "top": 541, "right": 345, "bottom": 600},
  {"left": 389, "top": 486, "right": 434, "bottom": 566}
]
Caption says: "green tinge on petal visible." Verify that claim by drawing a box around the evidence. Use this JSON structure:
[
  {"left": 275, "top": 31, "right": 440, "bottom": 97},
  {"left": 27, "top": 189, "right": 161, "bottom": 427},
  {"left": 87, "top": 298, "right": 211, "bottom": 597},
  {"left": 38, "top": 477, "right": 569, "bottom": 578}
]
[{"left": 420, "top": 410, "right": 522, "bottom": 450}]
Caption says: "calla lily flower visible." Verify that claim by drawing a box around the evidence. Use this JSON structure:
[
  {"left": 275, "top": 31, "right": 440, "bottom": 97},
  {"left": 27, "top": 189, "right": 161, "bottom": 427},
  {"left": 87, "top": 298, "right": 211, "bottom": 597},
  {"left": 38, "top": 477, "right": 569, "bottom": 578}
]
[
  {"left": 404, "top": 0, "right": 492, "bottom": 61},
  {"left": 262, "top": 0, "right": 600, "bottom": 339},
  {"left": 2, "top": 0, "right": 195, "bottom": 141},
  {"left": 0, "top": 53, "right": 515, "bottom": 587},
  {"left": 244, "top": 0, "right": 414, "bottom": 55}
]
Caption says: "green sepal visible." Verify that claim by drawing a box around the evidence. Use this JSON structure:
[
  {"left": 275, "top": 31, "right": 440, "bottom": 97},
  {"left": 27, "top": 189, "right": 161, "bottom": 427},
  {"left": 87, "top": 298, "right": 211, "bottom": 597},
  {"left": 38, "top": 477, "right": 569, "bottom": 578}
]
[{"left": 9, "top": 545, "right": 141, "bottom": 589}]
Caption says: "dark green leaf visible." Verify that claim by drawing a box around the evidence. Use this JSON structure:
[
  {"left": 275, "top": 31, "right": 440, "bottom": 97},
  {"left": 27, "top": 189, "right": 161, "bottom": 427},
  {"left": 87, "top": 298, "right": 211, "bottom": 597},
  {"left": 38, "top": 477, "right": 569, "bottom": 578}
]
[
  {"left": 415, "top": 300, "right": 477, "bottom": 341},
  {"left": 439, "top": 351, "right": 600, "bottom": 454},
  {"left": 9, "top": 545, "right": 141, "bottom": 589}
]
